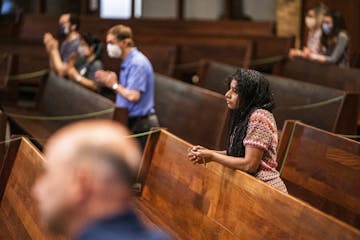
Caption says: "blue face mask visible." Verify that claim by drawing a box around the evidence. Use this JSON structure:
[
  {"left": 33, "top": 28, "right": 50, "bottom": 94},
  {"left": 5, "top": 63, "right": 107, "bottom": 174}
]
[{"left": 322, "top": 23, "right": 333, "bottom": 35}]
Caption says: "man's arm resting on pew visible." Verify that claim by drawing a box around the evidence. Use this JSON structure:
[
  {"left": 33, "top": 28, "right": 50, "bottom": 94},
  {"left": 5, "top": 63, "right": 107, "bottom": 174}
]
[{"left": 189, "top": 146, "right": 262, "bottom": 173}]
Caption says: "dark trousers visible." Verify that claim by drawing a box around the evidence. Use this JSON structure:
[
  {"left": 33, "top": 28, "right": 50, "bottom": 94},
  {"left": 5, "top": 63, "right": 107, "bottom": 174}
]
[{"left": 128, "top": 113, "right": 159, "bottom": 150}]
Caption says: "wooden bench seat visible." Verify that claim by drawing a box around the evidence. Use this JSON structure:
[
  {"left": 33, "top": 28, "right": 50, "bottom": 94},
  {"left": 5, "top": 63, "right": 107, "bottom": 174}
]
[
  {"left": 2, "top": 71, "right": 127, "bottom": 148},
  {"left": 278, "top": 120, "right": 360, "bottom": 229},
  {"left": 190, "top": 60, "right": 358, "bottom": 134},
  {"left": 0, "top": 137, "right": 65, "bottom": 239},
  {"left": 135, "top": 129, "right": 360, "bottom": 239},
  {"left": 154, "top": 74, "right": 228, "bottom": 149}
]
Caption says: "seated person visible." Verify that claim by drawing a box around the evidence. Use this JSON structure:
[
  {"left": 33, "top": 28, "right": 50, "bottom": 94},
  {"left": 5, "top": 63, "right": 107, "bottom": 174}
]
[
  {"left": 43, "top": 13, "right": 80, "bottom": 76},
  {"left": 188, "top": 69, "right": 287, "bottom": 193},
  {"left": 289, "top": 3, "right": 328, "bottom": 58},
  {"left": 305, "top": 10, "right": 350, "bottom": 67},
  {"left": 66, "top": 33, "right": 104, "bottom": 92},
  {"left": 32, "top": 120, "right": 170, "bottom": 240}
]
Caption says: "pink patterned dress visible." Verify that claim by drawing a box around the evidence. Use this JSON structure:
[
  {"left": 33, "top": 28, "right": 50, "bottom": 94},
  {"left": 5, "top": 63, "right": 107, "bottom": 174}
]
[{"left": 243, "top": 109, "right": 287, "bottom": 193}]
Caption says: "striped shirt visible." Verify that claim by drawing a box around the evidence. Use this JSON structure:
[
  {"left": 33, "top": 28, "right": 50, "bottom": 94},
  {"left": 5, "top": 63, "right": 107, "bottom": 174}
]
[{"left": 243, "top": 109, "right": 287, "bottom": 193}]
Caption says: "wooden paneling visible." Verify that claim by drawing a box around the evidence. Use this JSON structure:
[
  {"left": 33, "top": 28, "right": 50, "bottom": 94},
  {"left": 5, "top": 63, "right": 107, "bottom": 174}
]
[
  {"left": 279, "top": 120, "right": 360, "bottom": 228},
  {"left": 136, "top": 129, "right": 360, "bottom": 239},
  {"left": 154, "top": 74, "right": 228, "bottom": 149},
  {"left": 0, "top": 138, "right": 65, "bottom": 239}
]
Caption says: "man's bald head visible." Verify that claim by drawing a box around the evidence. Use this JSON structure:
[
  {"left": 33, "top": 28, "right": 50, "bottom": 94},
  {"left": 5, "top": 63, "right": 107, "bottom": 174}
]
[
  {"left": 45, "top": 119, "right": 141, "bottom": 175},
  {"left": 32, "top": 120, "right": 142, "bottom": 236}
]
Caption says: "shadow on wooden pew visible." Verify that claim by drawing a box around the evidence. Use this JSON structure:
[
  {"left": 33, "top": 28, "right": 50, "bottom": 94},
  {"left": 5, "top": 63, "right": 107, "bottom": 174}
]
[
  {"left": 2, "top": 71, "right": 127, "bottom": 149},
  {"left": 154, "top": 74, "right": 228, "bottom": 150},
  {"left": 0, "top": 137, "right": 66, "bottom": 239},
  {"left": 278, "top": 120, "right": 360, "bottom": 229},
  {"left": 135, "top": 129, "right": 360, "bottom": 239},
  {"left": 186, "top": 60, "right": 358, "bottom": 134}
]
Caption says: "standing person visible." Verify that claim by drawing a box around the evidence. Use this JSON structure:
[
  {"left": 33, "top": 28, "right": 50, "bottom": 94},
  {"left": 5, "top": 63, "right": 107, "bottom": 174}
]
[
  {"left": 305, "top": 10, "right": 350, "bottom": 67},
  {"left": 43, "top": 13, "right": 81, "bottom": 76},
  {"left": 188, "top": 69, "right": 287, "bottom": 193},
  {"left": 32, "top": 120, "right": 170, "bottom": 240},
  {"left": 289, "top": 3, "right": 328, "bottom": 58},
  {"left": 95, "top": 24, "right": 159, "bottom": 148}
]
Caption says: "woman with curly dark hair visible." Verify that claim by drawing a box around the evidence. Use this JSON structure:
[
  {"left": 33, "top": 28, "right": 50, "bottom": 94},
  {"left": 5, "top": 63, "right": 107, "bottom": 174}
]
[{"left": 188, "top": 69, "right": 287, "bottom": 193}]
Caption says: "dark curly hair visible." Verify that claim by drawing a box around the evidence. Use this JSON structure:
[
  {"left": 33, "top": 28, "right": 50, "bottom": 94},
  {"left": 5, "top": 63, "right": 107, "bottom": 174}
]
[{"left": 226, "top": 69, "right": 275, "bottom": 158}]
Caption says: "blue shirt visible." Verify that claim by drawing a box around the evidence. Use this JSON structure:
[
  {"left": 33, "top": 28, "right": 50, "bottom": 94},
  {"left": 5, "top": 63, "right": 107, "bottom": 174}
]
[
  {"left": 116, "top": 48, "right": 155, "bottom": 117},
  {"left": 76, "top": 210, "right": 170, "bottom": 240}
]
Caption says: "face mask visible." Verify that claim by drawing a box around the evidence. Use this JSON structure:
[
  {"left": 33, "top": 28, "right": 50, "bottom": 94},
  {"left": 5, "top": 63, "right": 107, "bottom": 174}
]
[
  {"left": 322, "top": 23, "right": 333, "bottom": 35},
  {"left": 305, "top": 17, "right": 316, "bottom": 29},
  {"left": 58, "top": 24, "right": 70, "bottom": 36},
  {"left": 77, "top": 46, "right": 88, "bottom": 57},
  {"left": 107, "top": 43, "right": 122, "bottom": 58}
]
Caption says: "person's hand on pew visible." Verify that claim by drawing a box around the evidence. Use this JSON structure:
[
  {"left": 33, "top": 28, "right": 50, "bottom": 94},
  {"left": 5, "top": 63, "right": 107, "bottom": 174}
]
[{"left": 188, "top": 145, "right": 213, "bottom": 166}]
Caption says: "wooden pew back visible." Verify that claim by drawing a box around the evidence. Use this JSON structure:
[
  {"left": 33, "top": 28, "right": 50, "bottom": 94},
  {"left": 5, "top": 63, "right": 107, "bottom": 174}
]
[
  {"left": 3, "top": 72, "right": 127, "bottom": 147},
  {"left": 266, "top": 74, "right": 358, "bottom": 134},
  {"left": 136, "top": 129, "right": 360, "bottom": 239},
  {"left": 154, "top": 74, "right": 228, "bottom": 149},
  {"left": 0, "top": 137, "right": 65, "bottom": 239},
  {"left": 276, "top": 59, "right": 360, "bottom": 92},
  {"left": 278, "top": 120, "right": 360, "bottom": 229},
  {"left": 193, "top": 61, "right": 358, "bottom": 133}
]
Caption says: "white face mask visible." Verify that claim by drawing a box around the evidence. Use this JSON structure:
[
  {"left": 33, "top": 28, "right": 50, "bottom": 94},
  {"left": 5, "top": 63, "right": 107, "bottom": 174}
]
[
  {"left": 77, "top": 46, "right": 88, "bottom": 57},
  {"left": 305, "top": 16, "right": 316, "bottom": 29},
  {"left": 107, "top": 43, "right": 122, "bottom": 58}
]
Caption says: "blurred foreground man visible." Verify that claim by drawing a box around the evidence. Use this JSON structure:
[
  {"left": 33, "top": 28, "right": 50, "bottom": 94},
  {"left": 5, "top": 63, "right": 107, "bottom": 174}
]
[{"left": 32, "top": 120, "right": 169, "bottom": 240}]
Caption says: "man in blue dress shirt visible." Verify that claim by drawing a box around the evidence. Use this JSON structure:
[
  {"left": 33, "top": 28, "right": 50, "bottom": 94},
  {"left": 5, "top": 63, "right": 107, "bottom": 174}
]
[
  {"left": 32, "top": 120, "right": 170, "bottom": 240},
  {"left": 96, "top": 24, "right": 159, "bottom": 148}
]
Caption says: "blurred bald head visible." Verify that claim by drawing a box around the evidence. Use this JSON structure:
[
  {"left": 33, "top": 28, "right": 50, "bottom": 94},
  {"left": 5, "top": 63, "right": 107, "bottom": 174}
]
[
  {"left": 32, "top": 120, "right": 141, "bottom": 237},
  {"left": 46, "top": 119, "right": 141, "bottom": 173}
]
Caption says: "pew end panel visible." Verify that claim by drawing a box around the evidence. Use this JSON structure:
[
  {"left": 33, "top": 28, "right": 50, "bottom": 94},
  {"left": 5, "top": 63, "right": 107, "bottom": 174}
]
[
  {"left": 279, "top": 120, "right": 360, "bottom": 228},
  {"left": 136, "top": 129, "right": 360, "bottom": 239},
  {"left": 0, "top": 137, "right": 66, "bottom": 239}
]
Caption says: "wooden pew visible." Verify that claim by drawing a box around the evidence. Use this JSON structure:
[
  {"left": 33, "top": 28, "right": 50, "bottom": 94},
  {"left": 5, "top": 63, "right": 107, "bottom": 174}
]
[
  {"left": 275, "top": 59, "right": 360, "bottom": 124},
  {"left": 190, "top": 60, "right": 358, "bottom": 134},
  {"left": 278, "top": 120, "right": 360, "bottom": 229},
  {"left": 0, "top": 53, "right": 12, "bottom": 90},
  {"left": 0, "top": 137, "right": 65, "bottom": 239},
  {"left": 154, "top": 74, "right": 228, "bottom": 150},
  {"left": 0, "top": 14, "right": 292, "bottom": 74},
  {"left": 2, "top": 71, "right": 127, "bottom": 148},
  {"left": 135, "top": 129, "right": 360, "bottom": 239},
  {"left": 0, "top": 111, "right": 6, "bottom": 169},
  {"left": 275, "top": 58, "right": 360, "bottom": 92}
]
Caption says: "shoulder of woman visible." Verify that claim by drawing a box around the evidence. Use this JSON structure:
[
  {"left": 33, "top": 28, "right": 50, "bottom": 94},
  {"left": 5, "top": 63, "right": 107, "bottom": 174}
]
[
  {"left": 338, "top": 31, "right": 349, "bottom": 40},
  {"left": 250, "top": 109, "right": 273, "bottom": 118}
]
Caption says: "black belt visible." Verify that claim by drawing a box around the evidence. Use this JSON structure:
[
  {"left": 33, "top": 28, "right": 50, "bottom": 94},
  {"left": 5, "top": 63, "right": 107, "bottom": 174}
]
[{"left": 128, "top": 113, "right": 156, "bottom": 122}]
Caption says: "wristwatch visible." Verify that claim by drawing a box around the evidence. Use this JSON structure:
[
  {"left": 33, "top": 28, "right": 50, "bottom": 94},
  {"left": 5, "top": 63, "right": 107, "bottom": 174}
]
[{"left": 112, "top": 83, "right": 119, "bottom": 90}]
